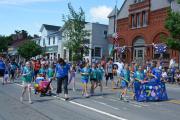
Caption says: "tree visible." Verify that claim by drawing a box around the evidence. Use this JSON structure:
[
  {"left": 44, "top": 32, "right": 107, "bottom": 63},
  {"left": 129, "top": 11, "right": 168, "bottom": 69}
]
[
  {"left": 62, "top": 3, "right": 89, "bottom": 61},
  {"left": 18, "top": 41, "right": 42, "bottom": 60},
  {"left": 0, "top": 35, "right": 12, "bottom": 53},
  {"left": 165, "top": 3, "right": 180, "bottom": 51}
]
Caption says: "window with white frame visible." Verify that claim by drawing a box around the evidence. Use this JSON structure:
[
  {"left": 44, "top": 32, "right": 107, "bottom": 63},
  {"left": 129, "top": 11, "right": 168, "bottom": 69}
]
[
  {"left": 142, "top": 11, "right": 148, "bottom": 26},
  {"left": 131, "top": 14, "right": 136, "bottom": 28},
  {"left": 53, "top": 36, "right": 55, "bottom": 44},
  {"left": 48, "top": 37, "right": 50, "bottom": 45},
  {"left": 134, "top": 0, "right": 144, "bottom": 3},
  {"left": 94, "top": 47, "right": 101, "bottom": 57},
  {"left": 43, "top": 38, "right": 45, "bottom": 46},
  {"left": 137, "top": 13, "right": 140, "bottom": 27}
]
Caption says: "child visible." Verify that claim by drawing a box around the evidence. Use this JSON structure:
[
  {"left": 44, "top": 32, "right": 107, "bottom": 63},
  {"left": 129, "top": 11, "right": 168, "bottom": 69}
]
[
  {"left": 167, "top": 69, "right": 173, "bottom": 83},
  {"left": 80, "top": 63, "right": 91, "bottom": 97},
  {"left": 162, "top": 69, "right": 168, "bottom": 82},
  {"left": 96, "top": 63, "right": 104, "bottom": 95},
  {"left": 69, "top": 64, "right": 76, "bottom": 92},
  {"left": 2, "top": 65, "right": 9, "bottom": 85},
  {"left": 39, "top": 64, "right": 46, "bottom": 78},
  {"left": 90, "top": 63, "right": 98, "bottom": 96},
  {"left": 120, "top": 64, "right": 130, "bottom": 101},
  {"left": 174, "top": 69, "right": 180, "bottom": 85},
  {"left": 113, "top": 65, "right": 118, "bottom": 88},
  {"left": 46, "top": 64, "right": 54, "bottom": 93}
]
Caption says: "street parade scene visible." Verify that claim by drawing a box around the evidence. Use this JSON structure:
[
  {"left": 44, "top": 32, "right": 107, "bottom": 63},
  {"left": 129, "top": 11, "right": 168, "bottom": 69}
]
[{"left": 0, "top": 0, "right": 180, "bottom": 120}]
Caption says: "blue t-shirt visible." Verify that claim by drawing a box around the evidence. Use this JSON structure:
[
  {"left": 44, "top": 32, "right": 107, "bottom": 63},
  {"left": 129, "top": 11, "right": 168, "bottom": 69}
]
[
  {"left": 56, "top": 63, "right": 70, "bottom": 78},
  {"left": 0, "top": 60, "right": 5, "bottom": 70},
  {"left": 81, "top": 67, "right": 91, "bottom": 80},
  {"left": 121, "top": 69, "right": 130, "bottom": 83},
  {"left": 134, "top": 71, "right": 145, "bottom": 81},
  {"left": 152, "top": 68, "right": 162, "bottom": 82}
]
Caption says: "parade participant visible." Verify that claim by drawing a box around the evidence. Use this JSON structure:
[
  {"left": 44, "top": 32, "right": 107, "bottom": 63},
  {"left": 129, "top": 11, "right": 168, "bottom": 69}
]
[
  {"left": 80, "top": 63, "right": 91, "bottom": 97},
  {"left": 133, "top": 66, "right": 145, "bottom": 99},
  {"left": 96, "top": 63, "right": 104, "bottom": 95},
  {"left": 162, "top": 69, "right": 168, "bottom": 82},
  {"left": 105, "top": 59, "right": 114, "bottom": 88},
  {"left": 90, "top": 63, "right": 98, "bottom": 96},
  {"left": 120, "top": 64, "right": 130, "bottom": 101},
  {"left": 55, "top": 58, "right": 70, "bottom": 100},
  {"left": 10, "top": 60, "right": 18, "bottom": 83},
  {"left": 39, "top": 64, "right": 46, "bottom": 78},
  {"left": 34, "top": 60, "right": 41, "bottom": 77},
  {"left": 68, "top": 64, "right": 76, "bottom": 92},
  {"left": 174, "top": 69, "right": 180, "bottom": 84},
  {"left": 20, "top": 62, "right": 33, "bottom": 104},
  {"left": 46, "top": 64, "right": 54, "bottom": 92},
  {"left": 2, "top": 62, "right": 9, "bottom": 85},
  {"left": 152, "top": 64, "right": 162, "bottom": 83},
  {"left": 113, "top": 65, "right": 118, "bottom": 88}
]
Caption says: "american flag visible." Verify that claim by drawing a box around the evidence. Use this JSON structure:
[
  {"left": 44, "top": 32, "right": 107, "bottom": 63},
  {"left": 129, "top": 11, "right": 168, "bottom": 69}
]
[
  {"left": 115, "top": 46, "right": 126, "bottom": 53},
  {"left": 153, "top": 43, "right": 167, "bottom": 54},
  {"left": 112, "top": 32, "right": 119, "bottom": 45}
]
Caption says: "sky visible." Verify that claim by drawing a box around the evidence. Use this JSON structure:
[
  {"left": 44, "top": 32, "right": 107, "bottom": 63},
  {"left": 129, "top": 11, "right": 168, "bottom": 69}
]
[{"left": 0, "top": 0, "right": 124, "bottom": 36}]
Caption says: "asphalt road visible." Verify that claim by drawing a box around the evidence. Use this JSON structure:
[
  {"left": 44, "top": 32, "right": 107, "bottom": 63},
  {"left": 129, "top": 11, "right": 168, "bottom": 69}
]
[{"left": 0, "top": 75, "right": 180, "bottom": 120}]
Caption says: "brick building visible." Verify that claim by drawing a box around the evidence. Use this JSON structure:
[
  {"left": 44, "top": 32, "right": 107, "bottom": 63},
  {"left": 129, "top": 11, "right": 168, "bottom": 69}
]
[{"left": 108, "top": 0, "right": 180, "bottom": 64}]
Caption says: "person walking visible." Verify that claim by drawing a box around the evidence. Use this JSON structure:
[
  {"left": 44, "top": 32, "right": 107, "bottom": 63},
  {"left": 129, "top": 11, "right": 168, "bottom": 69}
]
[
  {"left": 80, "top": 63, "right": 91, "bottom": 97},
  {"left": 105, "top": 59, "right": 114, "bottom": 88},
  {"left": 96, "top": 63, "right": 104, "bottom": 95},
  {"left": 55, "top": 58, "right": 70, "bottom": 100},
  {"left": 20, "top": 62, "right": 33, "bottom": 104},
  {"left": 68, "top": 64, "right": 76, "bottom": 92},
  {"left": 90, "top": 63, "right": 98, "bottom": 96}
]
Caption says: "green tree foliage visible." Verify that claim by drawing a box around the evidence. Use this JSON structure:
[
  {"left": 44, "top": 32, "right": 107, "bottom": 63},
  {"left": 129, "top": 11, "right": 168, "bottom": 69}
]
[
  {"left": 62, "top": 3, "right": 89, "bottom": 61},
  {"left": 0, "top": 35, "right": 12, "bottom": 53},
  {"left": 165, "top": 9, "right": 180, "bottom": 51},
  {"left": 18, "top": 41, "right": 42, "bottom": 60}
]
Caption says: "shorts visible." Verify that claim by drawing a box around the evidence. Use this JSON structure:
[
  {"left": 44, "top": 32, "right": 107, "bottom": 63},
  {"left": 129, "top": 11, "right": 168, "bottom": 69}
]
[
  {"left": 22, "top": 81, "right": 31, "bottom": 87},
  {"left": 90, "top": 78, "right": 97, "bottom": 82},
  {"left": 121, "top": 80, "right": 128, "bottom": 89},
  {"left": 3, "top": 74, "right": 9, "bottom": 81},
  {"left": 81, "top": 79, "right": 88, "bottom": 84},
  {"left": 106, "top": 73, "right": 113, "bottom": 81}
]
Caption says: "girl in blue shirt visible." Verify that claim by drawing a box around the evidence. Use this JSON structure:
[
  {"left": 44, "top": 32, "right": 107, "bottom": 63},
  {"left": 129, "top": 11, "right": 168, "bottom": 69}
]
[
  {"left": 81, "top": 63, "right": 91, "bottom": 97},
  {"left": 120, "top": 64, "right": 130, "bottom": 101}
]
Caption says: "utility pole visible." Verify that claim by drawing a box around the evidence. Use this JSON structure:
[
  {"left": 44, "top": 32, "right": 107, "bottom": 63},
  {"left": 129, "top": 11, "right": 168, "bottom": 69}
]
[{"left": 112, "top": 0, "right": 118, "bottom": 62}]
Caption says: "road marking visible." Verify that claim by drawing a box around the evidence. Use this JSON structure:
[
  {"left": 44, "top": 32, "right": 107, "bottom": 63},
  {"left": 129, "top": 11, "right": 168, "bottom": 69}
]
[
  {"left": 167, "top": 100, "right": 180, "bottom": 105},
  {"left": 69, "top": 101, "right": 128, "bottom": 120},
  {"left": 91, "top": 100, "right": 120, "bottom": 110}
]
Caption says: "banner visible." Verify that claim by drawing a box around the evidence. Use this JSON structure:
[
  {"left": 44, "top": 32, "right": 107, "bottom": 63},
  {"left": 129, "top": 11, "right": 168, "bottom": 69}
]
[{"left": 135, "top": 82, "right": 168, "bottom": 102}]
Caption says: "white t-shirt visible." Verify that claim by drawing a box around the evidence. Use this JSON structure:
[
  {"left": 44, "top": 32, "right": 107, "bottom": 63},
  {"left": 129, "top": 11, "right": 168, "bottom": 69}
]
[{"left": 162, "top": 72, "right": 167, "bottom": 78}]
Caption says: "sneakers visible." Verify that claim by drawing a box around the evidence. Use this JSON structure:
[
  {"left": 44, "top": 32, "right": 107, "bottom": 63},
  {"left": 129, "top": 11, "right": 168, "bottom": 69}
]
[
  {"left": 29, "top": 100, "right": 33, "bottom": 104},
  {"left": 20, "top": 97, "right": 23, "bottom": 102}
]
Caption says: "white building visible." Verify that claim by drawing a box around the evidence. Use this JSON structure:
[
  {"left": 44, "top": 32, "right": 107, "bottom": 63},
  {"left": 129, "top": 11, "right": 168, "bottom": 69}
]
[
  {"left": 36, "top": 24, "right": 62, "bottom": 60},
  {"left": 60, "top": 22, "right": 109, "bottom": 63}
]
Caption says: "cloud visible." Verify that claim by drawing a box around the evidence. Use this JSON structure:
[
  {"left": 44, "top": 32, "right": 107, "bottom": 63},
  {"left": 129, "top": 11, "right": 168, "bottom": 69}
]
[
  {"left": 90, "top": 5, "right": 112, "bottom": 23},
  {"left": 0, "top": 0, "right": 60, "bottom": 5}
]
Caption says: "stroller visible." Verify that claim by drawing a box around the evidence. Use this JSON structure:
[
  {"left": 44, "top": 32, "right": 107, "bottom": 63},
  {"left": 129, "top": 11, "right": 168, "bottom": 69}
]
[{"left": 34, "top": 75, "right": 53, "bottom": 96}]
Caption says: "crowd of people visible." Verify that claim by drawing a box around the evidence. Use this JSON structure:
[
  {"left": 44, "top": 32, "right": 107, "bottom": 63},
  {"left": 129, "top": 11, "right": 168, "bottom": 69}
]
[{"left": 0, "top": 56, "right": 180, "bottom": 103}]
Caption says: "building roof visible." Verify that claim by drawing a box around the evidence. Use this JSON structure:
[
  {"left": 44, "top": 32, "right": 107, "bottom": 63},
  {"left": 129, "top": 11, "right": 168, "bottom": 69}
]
[
  {"left": 108, "top": 7, "right": 119, "bottom": 18},
  {"left": 40, "top": 24, "right": 61, "bottom": 32}
]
